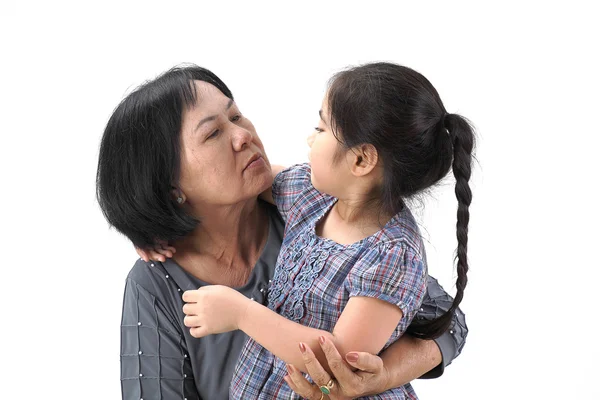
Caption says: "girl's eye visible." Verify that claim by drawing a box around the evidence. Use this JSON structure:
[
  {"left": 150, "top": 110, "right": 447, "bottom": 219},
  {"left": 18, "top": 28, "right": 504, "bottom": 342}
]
[
  {"left": 314, "top": 127, "right": 324, "bottom": 133},
  {"left": 207, "top": 129, "right": 220, "bottom": 139},
  {"left": 231, "top": 115, "right": 241, "bottom": 122}
]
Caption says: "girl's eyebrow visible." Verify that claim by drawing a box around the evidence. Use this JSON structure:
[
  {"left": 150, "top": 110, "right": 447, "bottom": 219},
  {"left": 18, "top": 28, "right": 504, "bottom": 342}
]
[{"left": 318, "top": 109, "right": 327, "bottom": 125}]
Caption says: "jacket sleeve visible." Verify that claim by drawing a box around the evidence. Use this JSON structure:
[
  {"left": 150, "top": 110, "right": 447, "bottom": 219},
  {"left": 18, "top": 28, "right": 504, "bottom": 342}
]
[
  {"left": 412, "top": 275, "right": 469, "bottom": 379},
  {"left": 120, "top": 278, "right": 201, "bottom": 399}
]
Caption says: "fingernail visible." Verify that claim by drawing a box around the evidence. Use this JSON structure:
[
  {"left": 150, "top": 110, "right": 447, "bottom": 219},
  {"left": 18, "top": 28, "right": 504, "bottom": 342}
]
[
  {"left": 319, "top": 335, "right": 326, "bottom": 345},
  {"left": 346, "top": 352, "right": 359, "bottom": 362},
  {"left": 286, "top": 364, "right": 295, "bottom": 374},
  {"left": 299, "top": 343, "right": 306, "bottom": 353}
]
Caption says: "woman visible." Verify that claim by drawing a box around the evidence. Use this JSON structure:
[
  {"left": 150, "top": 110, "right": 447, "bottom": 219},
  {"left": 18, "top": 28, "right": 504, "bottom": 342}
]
[{"left": 96, "top": 64, "right": 467, "bottom": 400}]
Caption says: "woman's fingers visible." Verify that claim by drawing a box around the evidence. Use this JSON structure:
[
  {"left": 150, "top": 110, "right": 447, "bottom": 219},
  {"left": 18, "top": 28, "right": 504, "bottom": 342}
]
[
  {"left": 299, "top": 342, "right": 333, "bottom": 388},
  {"left": 317, "top": 336, "right": 358, "bottom": 385},
  {"left": 285, "top": 364, "right": 323, "bottom": 400},
  {"left": 344, "top": 351, "right": 385, "bottom": 373}
]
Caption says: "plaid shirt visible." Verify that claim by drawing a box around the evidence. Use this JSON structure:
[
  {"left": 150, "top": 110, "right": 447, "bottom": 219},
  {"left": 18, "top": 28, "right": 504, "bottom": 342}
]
[{"left": 230, "top": 164, "right": 427, "bottom": 399}]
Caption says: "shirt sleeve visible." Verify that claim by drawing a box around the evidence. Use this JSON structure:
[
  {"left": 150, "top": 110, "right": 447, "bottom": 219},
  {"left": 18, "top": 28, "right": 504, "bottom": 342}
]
[
  {"left": 344, "top": 243, "right": 427, "bottom": 335},
  {"left": 414, "top": 275, "right": 469, "bottom": 379},
  {"left": 271, "top": 163, "right": 313, "bottom": 223},
  {"left": 120, "top": 278, "right": 201, "bottom": 400}
]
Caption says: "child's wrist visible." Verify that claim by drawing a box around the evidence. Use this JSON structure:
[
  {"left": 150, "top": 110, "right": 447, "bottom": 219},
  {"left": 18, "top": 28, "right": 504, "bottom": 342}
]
[{"left": 237, "top": 297, "right": 254, "bottom": 331}]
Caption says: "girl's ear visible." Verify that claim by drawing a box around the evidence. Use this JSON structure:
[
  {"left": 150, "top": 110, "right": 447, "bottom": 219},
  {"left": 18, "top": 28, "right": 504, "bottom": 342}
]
[{"left": 348, "top": 144, "right": 379, "bottom": 177}]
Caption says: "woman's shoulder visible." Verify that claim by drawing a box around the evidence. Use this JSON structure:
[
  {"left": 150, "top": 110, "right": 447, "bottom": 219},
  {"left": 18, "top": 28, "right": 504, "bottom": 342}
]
[{"left": 125, "top": 258, "right": 176, "bottom": 300}]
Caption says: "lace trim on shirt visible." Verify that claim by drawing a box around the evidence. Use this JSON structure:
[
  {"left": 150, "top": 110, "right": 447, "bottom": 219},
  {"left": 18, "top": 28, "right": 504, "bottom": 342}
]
[{"left": 267, "top": 232, "right": 336, "bottom": 321}]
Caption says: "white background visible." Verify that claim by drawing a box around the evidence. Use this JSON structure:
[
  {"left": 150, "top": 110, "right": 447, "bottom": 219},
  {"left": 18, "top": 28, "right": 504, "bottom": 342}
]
[{"left": 1, "top": 1, "right": 599, "bottom": 399}]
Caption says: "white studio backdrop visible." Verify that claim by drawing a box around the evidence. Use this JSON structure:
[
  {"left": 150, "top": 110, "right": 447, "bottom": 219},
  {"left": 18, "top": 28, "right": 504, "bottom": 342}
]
[{"left": 1, "top": 1, "right": 598, "bottom": 399}]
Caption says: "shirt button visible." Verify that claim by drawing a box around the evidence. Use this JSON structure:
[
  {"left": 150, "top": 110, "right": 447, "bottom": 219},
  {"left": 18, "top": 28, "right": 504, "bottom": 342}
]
[
  {"left": 137, "top": 322, "right": 142, "bottom": 326},
  {"left": 138, "top": 351, "right": 143, "bottom": 355},
  {"left": 165, "top": 275, "right": 170, "bottom": 279}
]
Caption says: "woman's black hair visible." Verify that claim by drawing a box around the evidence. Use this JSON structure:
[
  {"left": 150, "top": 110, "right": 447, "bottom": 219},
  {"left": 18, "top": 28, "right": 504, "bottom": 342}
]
[
  {"left": 96, "top": 64, "right": 233, "bottom": 248},
  {"left": 327, "top": 62, "right": 475, "bottom": 339}
]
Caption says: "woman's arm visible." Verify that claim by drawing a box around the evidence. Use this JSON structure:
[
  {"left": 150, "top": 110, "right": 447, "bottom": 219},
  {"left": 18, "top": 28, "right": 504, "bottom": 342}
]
[
  {"left": 121, "top": 276, "right": 198, "bottom": 400},
  {"left": 285, "top": 335, "right": 440, "bottom": 399},
  {"left": 413, "top": 275, "right": 469, "bottom": 378}
]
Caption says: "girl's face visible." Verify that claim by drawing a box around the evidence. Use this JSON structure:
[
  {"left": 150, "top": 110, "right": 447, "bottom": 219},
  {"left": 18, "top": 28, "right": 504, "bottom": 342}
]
[{"left": 308, "top": 95, "right": 354, "bottom": 197}]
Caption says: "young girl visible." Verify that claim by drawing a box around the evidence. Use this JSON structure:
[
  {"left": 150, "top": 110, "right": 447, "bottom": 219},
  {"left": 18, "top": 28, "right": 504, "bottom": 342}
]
[{"left": 178, "top": 62, "right": 475, "bottom": 399}]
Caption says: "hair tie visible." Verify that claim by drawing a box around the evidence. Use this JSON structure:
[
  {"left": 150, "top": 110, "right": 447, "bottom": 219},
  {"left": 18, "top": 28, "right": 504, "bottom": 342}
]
[{"left": 442, "top": 112, "right": 450, "bottom": 135}]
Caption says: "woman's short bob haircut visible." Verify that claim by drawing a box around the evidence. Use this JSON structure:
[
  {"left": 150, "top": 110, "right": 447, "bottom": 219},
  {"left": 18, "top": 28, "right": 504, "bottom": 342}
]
[{"left": 96, "top": 64, "right": 233, "bottom": 248}]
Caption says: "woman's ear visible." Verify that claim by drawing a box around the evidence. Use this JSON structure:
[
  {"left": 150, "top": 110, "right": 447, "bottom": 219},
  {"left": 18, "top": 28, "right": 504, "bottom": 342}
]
[
  {"left": 171, "top": 187, "right": 186, "bottom": 205},
  {"left": 348, "top": 144, "right": 379, "bottom": 177}
]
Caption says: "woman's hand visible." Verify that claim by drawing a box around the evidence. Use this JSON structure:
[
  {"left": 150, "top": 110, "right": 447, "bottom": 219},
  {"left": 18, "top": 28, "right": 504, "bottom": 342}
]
[
  {"left": 284, "top": 336, "right": 392, "bottom": 399},
  {"left": 135, "top": 240, "right": 176, "bottom": 262},
  {"left": 182, "top": 285, "right": 251, "bottom": 337}
]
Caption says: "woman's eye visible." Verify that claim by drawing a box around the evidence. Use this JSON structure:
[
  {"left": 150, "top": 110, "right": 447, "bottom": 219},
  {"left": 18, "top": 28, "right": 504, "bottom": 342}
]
[
  {"left": 231, "top": 115, "right": 241, "bottom": 122},
  {"left": 207, "top": 129, "right": 220, "bottom": 139},
  {"left": 314, "top": 127, "right": 324, "bottom": 133}
]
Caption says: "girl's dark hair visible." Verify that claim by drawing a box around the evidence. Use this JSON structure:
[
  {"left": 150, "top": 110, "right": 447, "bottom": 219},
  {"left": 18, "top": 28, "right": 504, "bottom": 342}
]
[
  {"left": 96, "top": 64, "right": 233, "bottom": 248},
  {"left": 328, "top": 62, "right": 475, "bottom": 339}
]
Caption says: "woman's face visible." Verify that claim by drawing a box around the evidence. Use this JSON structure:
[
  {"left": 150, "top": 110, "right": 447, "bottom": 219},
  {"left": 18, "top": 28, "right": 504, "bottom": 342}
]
[{"left": 178, "top": 81, "right": 272, "bottom": 211}]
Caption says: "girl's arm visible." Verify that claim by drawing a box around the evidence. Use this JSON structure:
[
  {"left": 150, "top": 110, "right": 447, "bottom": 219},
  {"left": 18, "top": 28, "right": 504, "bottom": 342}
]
[
  {"left": 259, "top": 164, "right": 286, "bottom": 205},
  {"left": 239, "top": 296, "right": 403, "bottom": 375}
]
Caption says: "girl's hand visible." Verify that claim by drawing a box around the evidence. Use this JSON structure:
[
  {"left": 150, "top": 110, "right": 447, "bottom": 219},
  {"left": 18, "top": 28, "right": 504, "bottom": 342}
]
[
  {"left": 284, "top": 336, "right": 391, "bottom": 399},
  {"left": 135, "top": 240, "right": 176, "bottom": 262},
  {"left": 182, "top": 285, "right": 251, "bottom": 337}
]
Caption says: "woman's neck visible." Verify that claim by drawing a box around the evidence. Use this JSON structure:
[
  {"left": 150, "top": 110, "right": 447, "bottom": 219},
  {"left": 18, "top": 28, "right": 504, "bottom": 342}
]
[{"left": 173, "top": 199, "right": 270, "bottom": 286}]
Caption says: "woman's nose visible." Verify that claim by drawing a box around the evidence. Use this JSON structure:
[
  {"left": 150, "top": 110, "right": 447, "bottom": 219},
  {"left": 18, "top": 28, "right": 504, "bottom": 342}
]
[{"left": 232, "top": 126, "right": 253, "bottom": 151}]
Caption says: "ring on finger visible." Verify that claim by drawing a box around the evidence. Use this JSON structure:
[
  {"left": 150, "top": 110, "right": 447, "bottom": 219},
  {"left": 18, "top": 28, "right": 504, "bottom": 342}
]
[{"left": 319, "top": 379, "right": 335, "bottom": 395}]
